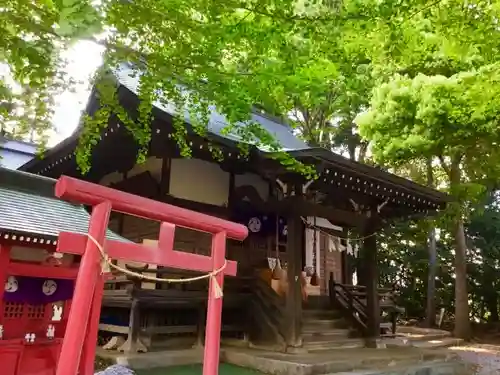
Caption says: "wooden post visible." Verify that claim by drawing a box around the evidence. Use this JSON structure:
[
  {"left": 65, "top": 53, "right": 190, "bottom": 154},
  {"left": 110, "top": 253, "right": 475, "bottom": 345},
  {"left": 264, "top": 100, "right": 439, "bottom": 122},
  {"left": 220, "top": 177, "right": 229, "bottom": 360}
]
[
  {"left": 128, "top": 298, "right": 142, "bottom": 352},
  {"left": 341, "top": 251, "right": 349, "bottom": 285},
  {"left": 56, "top": 201, "right": 112, "bottom": 375},
  {"left": 285, "top": 195, "right": 304, "bottom": 349},
  {"left": 362, "top": 215, "right": 380, "bottom": 347},
  {"left": 80, "top": 275, "right": 106, "bottom": 375},
  {"left": 328, "top": 272, "right": 335, "bottom": 305},
  {"left": 0, "top": 244, "right": 11, "bottom": 319},
  {"left": 194, "top": 303, "right": 206, "bottom": 348},
  {"left": 119, "top": 280, "right": 143, "bottom": 354},
  {"left": 203, "top": 231, "right": 227, "bottom": 375}
]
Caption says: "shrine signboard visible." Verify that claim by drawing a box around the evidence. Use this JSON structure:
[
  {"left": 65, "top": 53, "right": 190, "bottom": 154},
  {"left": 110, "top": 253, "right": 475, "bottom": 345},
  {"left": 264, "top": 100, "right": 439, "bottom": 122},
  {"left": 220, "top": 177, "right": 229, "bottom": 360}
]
[{"left": 53, "top": 176, "right": 248, "bottom": 375}]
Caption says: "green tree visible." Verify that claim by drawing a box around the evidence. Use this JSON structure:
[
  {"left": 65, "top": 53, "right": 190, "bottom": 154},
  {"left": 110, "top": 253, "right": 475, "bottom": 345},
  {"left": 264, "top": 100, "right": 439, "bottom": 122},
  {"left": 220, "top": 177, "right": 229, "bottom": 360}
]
[
  {"left": 0, "top": 0, "right": 100, "bottom": 142},
  {"left": 2, "top": 0, "right": 435, "bottom": 165},
  {"left": 358, "top": 64, "right": 500, "bottom": 338},
  {"left": 467, "top": 192, "right": 500, "bottom": 323}
]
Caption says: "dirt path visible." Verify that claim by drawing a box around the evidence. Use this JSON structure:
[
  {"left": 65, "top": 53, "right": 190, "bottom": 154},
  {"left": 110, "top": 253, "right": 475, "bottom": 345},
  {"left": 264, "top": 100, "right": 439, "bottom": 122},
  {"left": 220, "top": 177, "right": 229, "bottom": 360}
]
[{"left": 450, "top": 345, "right": 500, "bottom": 375}]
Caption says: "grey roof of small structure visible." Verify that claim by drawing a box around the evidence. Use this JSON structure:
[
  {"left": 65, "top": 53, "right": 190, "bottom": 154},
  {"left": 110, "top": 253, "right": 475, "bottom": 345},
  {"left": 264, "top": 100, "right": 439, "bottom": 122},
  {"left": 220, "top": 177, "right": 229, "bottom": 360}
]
[{"left": 0, "top": 167, "right": 127, "bottom": 241}]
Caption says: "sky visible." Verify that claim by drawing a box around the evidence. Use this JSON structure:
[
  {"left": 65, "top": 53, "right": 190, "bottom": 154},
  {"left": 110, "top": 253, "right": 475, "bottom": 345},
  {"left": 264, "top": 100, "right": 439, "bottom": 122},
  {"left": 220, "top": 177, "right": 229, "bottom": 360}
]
[{"left": 50, "top": 41, "right": 104, "bottom": 146}]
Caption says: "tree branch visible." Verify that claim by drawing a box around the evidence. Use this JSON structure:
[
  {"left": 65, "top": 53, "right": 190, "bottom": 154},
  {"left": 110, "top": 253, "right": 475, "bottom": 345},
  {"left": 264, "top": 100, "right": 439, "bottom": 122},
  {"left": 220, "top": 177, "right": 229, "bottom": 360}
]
[
  {"left": 404, "top": 0, "right": 446, "bottom": 22},
  {"left": 438, "top": 155, "right": 450, "bottom": 176}
]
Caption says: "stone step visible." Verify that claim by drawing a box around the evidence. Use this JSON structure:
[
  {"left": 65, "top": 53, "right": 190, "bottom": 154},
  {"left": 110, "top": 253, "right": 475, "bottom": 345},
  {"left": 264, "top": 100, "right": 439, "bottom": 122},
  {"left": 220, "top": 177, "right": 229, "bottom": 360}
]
[
  {"left": 222, "top": 347, "right": 465, "bottom": 375},
  {"left": 303, "top": 295, "right": 331, "bottom": 309},
  {"left": 304, "top": 338, "right": 365, "bottom": 352},
  {"left": 302, "top": 329, "right": 350, "bottom": 343},
  {"left": 382, "top": 336, "right": 463, "bottom": 349},
  {"left": 303, "top": 318, "right": 348, "bottom": 330},
  {"left": 302, "top": 309, "right": 341, "bottom": 320},
  {"left": 395, "top": 327, "right": 452, "bottom": 342},
  {"left": 410, "top": 337, "right": 464, "bottom": 349},
  {"left": 321, "top": 359, "right": 468, "bottom": 375}
]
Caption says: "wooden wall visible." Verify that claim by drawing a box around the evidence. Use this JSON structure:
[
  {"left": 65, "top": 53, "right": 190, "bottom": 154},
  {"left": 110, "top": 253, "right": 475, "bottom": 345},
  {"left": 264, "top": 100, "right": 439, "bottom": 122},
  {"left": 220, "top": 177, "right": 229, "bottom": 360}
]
[{"left": 100, "top": 156, "right": 345, "bottom": 290}]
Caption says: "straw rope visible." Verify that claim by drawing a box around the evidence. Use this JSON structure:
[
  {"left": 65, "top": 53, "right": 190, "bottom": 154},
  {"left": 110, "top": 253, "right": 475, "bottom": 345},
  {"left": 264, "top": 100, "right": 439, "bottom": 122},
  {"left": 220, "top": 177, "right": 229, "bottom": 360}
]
[
  {"left": 86, "top": 234, "right": 226, "bottom": 298},
  {"left": 300, "top": 216, "right": 377, "bottom": 241}
]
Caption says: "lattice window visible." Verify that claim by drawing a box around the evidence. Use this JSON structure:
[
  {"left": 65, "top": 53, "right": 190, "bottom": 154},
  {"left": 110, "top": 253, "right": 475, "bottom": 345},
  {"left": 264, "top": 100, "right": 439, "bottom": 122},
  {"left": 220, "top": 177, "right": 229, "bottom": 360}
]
[
  {"left": 3, "top": 302, "right": 24, "bottom": 318},
  {"left": 27, "top": 304, "right": 45, "bottom": 319}
]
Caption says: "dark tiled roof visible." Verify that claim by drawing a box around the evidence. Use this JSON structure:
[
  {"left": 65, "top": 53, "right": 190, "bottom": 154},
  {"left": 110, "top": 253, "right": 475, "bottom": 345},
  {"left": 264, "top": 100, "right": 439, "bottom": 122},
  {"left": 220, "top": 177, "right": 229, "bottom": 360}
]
[
  {"left": 0, "top": 168, "right": 127, "bottom": 241},
  {"left": 18, "top": 66, "right": 449, "bottom": 211},
  {"left": 115, "top": 65, "right": 309, "bottom": 151}
]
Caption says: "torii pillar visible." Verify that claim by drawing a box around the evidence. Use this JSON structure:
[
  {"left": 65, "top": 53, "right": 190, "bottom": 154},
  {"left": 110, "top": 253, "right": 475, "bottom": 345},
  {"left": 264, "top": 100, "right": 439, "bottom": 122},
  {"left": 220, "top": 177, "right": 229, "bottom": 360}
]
[{"left": 53, "top": 176, "right": 248, "bottom": 375}]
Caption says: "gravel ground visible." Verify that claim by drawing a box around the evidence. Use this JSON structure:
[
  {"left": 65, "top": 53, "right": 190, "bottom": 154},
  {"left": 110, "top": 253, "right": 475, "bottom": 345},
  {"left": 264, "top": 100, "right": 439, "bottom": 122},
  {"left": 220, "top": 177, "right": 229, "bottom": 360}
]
[{"left": 451, "top": 345, "right": 500, "bottom": 375}]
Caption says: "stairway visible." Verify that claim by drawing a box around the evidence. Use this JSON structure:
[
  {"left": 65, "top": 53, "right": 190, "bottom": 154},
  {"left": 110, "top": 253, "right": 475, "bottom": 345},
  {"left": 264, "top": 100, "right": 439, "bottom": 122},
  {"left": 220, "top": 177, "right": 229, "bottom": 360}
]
[{"left": 302, "top": 297, "right": 364, "bottom": 352}]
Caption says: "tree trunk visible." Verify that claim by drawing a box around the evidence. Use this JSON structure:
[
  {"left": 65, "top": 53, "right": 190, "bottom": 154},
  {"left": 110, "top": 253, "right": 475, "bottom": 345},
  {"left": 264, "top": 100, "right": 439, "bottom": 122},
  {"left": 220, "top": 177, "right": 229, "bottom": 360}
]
[
  {"left": 486, "top": 293, "right": 499, "bottom": 322},
  {"left": 425, "top": 159, "right": 437, "bottom": 327},
  {"left": 449, "top": 161, "right": 471, "bottom": 339},
  {"left": 453, "top": 215, "right": 471, "bottom": 338},
  {"left": 483, "top": 266, "right": 499, "bottom": 322},
  {"left": 425, "top": 226, "right": 437, "bottom": 327}
]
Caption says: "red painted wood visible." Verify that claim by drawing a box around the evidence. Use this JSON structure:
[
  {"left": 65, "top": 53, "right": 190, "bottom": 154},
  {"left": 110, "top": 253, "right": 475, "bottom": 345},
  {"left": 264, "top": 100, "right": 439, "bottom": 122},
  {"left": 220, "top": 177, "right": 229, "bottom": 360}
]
[
  {"left": 80, "top": 275, "right": 105, "bottom": 375},
  {"left": 0, "top": 244, "right": 11, "bottom": 322},
  {"left": 0, "top": 337, "right": 62, "bottom": 375},
  {"left": 203, "top": 232, "right": 226, "bottom": 375},
  {"left": 0, "top": 240, "right": 75, "bottom": 375},
  {"left": 55, "top": 176, "right": 247, "bottom": 240},
  {"left": 18, "top": 341, "right": 61, "bottom": 375},
  {"left": 7, "top": 262, "right": 79, "bottom": 279},
  {"left": 56, "top": 202, "right": 111, "bottom": 375},
  {"left": 57, "top": 232, "right": 238, "bottom": 276},
  {"left": 0, "top": 344, "right": 22, "bottom": 375},
  {"left": 54, "top": 177, "right": 248, "bottom": 375}
]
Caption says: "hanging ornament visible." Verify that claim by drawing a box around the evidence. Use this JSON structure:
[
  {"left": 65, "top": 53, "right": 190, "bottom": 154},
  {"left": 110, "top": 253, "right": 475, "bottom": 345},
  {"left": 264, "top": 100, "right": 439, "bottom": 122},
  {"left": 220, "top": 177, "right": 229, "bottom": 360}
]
[
  {"left": 42, "top": 280, "right": 58, "bottom": 296},
  {"left": 248, "top": 217, "right": 262, "bottom": 233},
  {"left": 310, "top": 216, "right": 320, "bottom": 287},
  {"left": 272, "top": 215, "right": 284, "bottom": 280}
]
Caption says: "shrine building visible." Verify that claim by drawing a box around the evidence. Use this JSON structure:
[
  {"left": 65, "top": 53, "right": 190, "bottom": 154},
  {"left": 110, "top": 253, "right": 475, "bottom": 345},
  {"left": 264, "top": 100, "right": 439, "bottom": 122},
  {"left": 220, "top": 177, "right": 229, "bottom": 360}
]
[{"left": 19, "top": 64, "right": 450, "bottom": 353}]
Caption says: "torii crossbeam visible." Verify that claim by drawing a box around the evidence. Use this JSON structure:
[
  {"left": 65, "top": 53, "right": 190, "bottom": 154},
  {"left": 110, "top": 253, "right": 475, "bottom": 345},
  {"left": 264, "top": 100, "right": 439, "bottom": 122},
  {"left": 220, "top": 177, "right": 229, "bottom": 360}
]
[{"left": 53, "top": 176, "right": 248, "bottom": 375}]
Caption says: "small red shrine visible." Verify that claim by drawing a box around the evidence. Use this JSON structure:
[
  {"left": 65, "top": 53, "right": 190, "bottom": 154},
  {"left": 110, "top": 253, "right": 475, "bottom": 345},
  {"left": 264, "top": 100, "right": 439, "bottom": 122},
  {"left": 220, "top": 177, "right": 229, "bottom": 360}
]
[{"left": 0, "top": 168, "right": 126, "bottom": 375}]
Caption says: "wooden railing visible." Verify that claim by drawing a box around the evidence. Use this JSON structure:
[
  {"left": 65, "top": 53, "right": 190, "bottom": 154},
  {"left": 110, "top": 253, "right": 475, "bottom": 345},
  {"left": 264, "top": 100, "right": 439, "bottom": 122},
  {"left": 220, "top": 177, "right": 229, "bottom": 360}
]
[{"left": 328, "top": 273, "right": 403, "bottom": 336}]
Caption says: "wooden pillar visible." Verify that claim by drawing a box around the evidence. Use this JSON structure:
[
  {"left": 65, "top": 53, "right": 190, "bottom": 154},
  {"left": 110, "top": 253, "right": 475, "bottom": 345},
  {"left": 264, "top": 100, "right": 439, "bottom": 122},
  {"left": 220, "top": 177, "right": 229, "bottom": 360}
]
[
  {"left": 285, "top": 195, "right": 304, "bottom": 348},
  {"left": 119, "top": 280, "right": 146, "bottom": 353},
  {"left": 362, "top": 215, "right": 380, "bottom": 347},
  {"left": 341, "top": 251, "right": 349, "bottom": 285},
  {"left": 127, "top": 298, "right": 142, "bottom": 351},
  {"left": 0, "top": 244, "right": 11, "bottom": 322},
  {"left": 195, "top": 303, "right": 206, "bottom": 348}
]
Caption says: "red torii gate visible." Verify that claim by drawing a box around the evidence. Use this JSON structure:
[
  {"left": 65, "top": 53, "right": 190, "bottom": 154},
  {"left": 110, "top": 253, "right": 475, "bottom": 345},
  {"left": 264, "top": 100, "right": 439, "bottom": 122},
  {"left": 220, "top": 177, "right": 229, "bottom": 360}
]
[{"left": 53, "top": 176, "right": 248, "bottom": 375}]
